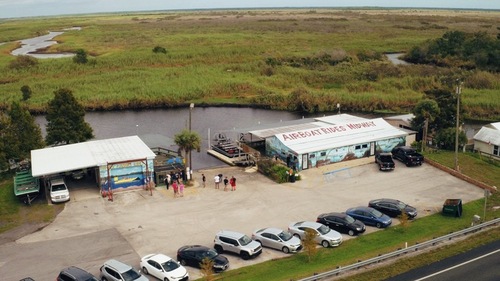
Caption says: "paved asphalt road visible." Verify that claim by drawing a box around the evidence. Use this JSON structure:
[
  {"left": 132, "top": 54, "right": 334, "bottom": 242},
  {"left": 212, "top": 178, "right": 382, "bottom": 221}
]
[
  {"left": 387, "top": 240, "right": 500, "bottom": 281},
  {"left": 0, "top": 158, "right": 486, "bottom": 280}
]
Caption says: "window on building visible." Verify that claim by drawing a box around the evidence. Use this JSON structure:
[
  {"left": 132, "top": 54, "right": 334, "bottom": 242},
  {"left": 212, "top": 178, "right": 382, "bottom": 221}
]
[
  {"left": 320, "top": 152, "right": 326, "bottom": 156},
  {"left": 494, "top": 145, "right": 499, "bottom": 156},
  {"left": 310, "top": 154, "right": 315, "bottom": 158},
  {"left": 355, "top": 145, "right": 361, "bottom": 150}
]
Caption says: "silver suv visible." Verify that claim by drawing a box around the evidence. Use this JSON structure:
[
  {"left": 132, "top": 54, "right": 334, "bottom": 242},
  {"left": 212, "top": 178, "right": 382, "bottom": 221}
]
[
  {"left": 99, "top": 259, "right": 148, "bottom": 281},
  {"left": 214, "top": 230, "right": 262, "bottom": 260}
]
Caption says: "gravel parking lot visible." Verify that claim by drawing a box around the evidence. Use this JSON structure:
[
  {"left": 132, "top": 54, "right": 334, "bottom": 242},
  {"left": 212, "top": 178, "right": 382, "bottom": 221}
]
[{"left": 0, "top": 159, "right": 485, "bottom": 280}]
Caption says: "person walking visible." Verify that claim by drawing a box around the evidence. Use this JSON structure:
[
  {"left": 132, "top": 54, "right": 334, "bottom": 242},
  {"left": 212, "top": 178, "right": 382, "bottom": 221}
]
[
  {"left": 214, "top": 174, "right": 220, "bottom": 189},
  {"left": 202, "top": 173, "right": 206, "bottom": 188},
  {"left": 165, "top": 174, "right": 171, "bottom": 190},
  {"left": 172, "top": 181, "right": 179, "bottom": 198},
  {"left": 223, "top": 176, "right": 229, "bottom": 191},
  {"left": 230, "top": 176, "right": 237, "bottom": 191},
  {"left": 179, "top": 181, "right": 185, "bottom": 197}
]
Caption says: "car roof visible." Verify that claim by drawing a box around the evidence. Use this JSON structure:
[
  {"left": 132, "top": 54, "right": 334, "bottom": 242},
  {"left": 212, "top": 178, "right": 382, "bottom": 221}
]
[
  {"left": 347, "top": 206, "right": 374, "bottom": 212},
  {"left": 147, "top": 253, "right": 173, "bottom": 263},
  {"left": 257, "top": 227, "right": 283, "bottom": 235},
  {"left": 51, "top": 177, "right": 65, "bottom": 184},
  {"left": 60, "top": 266, "right": 95, "bottom": 279},
  {"left": 395, "top": 146, "right": 414, "bottom": 151},
  {"left": 292, "top": 221, "right": 322, "bottom": 228},
  {"left": 103, "top": 259, "right": 133, "bottom": 273},
  {"left": 370, "top": 198, "right": 400, "bottom": 204},
  {"left": 318, "top": 212, "right": 346, "bottom": 219},
  {"left": 179, "top": 245, "right": 209, "bottom": 252},
  {"left": 377, "top": 152, "right": 392, "bottom": 156},
  {"left": 216, "top": 230, "right": 245, "bottom": 239}
]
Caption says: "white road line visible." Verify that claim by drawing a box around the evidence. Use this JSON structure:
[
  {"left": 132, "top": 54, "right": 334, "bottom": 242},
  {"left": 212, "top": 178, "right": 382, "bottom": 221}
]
[{"left": 414, "top": 249, "right": 500, "bottom": 281}]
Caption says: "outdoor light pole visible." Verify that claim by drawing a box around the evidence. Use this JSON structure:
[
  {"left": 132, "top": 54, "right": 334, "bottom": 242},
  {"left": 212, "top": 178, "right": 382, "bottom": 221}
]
[
  {"left": 454, "top": 81, "right": 462, "bottom": 172},
  {"left": 188, "top": 103, "right": 194, "bottom": 180}
]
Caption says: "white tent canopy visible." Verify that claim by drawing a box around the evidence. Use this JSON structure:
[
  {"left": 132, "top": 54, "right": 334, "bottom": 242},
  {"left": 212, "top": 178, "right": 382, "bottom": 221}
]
[{"left": 31, "top": 136, "right": 156, "bottom": 177}]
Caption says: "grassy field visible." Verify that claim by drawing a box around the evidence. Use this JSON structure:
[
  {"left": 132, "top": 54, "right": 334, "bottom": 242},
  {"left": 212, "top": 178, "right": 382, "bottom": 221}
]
[{"left": 1, "top": 9, "right": 499, "bottom": 120}]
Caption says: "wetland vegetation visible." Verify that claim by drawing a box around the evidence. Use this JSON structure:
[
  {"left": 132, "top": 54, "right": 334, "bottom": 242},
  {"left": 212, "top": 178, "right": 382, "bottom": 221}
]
[{"left": 0, "top": 9, "right": 499, "bottom": 121}]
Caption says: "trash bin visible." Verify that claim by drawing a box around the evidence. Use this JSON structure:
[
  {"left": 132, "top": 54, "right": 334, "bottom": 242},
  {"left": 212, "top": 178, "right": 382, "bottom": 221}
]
[
  {"left": 442, "top": 199, "right": 462, "bottom": 217},
  {"left": 288, "top": 169, "right": 295, "bottom": 183}
]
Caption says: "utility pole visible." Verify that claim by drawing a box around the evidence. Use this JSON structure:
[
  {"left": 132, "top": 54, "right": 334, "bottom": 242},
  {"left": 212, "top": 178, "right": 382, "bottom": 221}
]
[
  {"left": 188, "top": 103, "right": 194, "bottom": 180},
  {"left": 454, "top": 80, "right": 462, "bottom": 172}
]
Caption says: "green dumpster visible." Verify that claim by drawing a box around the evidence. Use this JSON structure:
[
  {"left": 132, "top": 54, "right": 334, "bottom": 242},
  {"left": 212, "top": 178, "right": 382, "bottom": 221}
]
[{"left": 442, "top": 199, "right": 462, "bottom": 217}]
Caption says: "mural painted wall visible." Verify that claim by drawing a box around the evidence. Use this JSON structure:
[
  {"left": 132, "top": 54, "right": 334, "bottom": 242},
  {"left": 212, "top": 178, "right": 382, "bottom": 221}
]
[
  {"left": 375, "top": 137, "right": 406, "bottom": 153},
  {"left": 99, "top": 159, "right": 155, "bottom": 192}
]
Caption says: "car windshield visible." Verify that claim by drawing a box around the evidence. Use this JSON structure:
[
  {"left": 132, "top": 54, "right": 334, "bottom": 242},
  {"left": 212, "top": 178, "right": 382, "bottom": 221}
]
[
  {"left": 238, "top": 235, "right": 253, "bottom": 246},
  {"left": 345, "top": 215, "right": 355, "bottom": 223},
  {"left": 201, "top": 249, "right": 218, "bottom": 259},
  {"left": 278, "top": 231, "right": 293, "bottom": 241},
  {"left": 121, "top": 268, "right": 141, "bottom": 281},
  {"left": 51, "top": 184, "right": 67, "bottom": 192},
  {"left": 317, "top": 224, "right": 330, "bottom": 235},
  {"left": 371, "top": 209, "right": 384, "bottom": 218},
  {"left": 397, "top": 201, "right": 407, "bottom": 209},
  {"left": 162, "top": 259, "right": 180, "bottom": 272}
]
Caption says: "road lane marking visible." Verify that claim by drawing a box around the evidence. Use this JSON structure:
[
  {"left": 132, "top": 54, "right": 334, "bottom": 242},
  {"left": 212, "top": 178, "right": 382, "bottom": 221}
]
[{"left": 414, "top": 249, "right": 500, "bottom": 281}]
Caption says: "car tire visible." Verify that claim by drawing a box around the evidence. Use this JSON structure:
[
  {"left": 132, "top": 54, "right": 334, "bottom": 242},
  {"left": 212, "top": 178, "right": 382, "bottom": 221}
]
[
  {"left": 348, "top": 230, "right": 355, "bottom": 236},
  {"left": 214, "top": 245, "right": 223, "bottom": 254},
  {"left": 164, "top": 278, "right": 169, "bottom": 281},
  {"left": 241, "top": 251, "right": 250, "bottom": 260},
  {"left": 179, "top": 259, "right": 187, "bottom": 266},
  {"left": 282, "top": 247, "right": 290, "bottom": 254},
  {"left": 102, "top": 278, "right": 108, "bottom": 281},
  {"left": 376, "top": 222, "right": 382, "bottom": 228},
  {"left": 321, "top": 240, "right": 330, "bottom": 248},
  {"left": 142, "top": 267, "right": 148, "bottom": 275}
]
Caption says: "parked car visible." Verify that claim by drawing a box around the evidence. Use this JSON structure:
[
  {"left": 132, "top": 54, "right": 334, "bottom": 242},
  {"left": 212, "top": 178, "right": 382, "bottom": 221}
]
[
  {"left": 346, "top": 206, "right": 392, "bottom": 228},
  {"left": 368, "top": 198, "right": 418, "bottom": 219},
  {"left": 71, "top": 169, "right": 86, "bottom": 180},
  {"left": 374, "top": 153, "right": 395, "bottom": 171},
  {"left": 140, "top": 253, "right": 189, "bottom": 281},
  {"left": 214, "top": 230, "right": 262, "bottom": 260},
  {"left": 177, "top": 245, "right": 229, "bottom": 272},
  {"left": 50, "top": 177, "right": 70, "bottom": 203},
  {"left": 100, "top": 259, "right": 148, "bottom": 281},
  {"left": 251, "top": 227, "right": 302, "bottom": 253},
  {"left": 288, "top": 221, "right": 343, "bottom": 248},
  {"left": 57, "top": 266, "right": 98, "bottom": 281},
  {"left": 316, "top": 212, "right": 366, "bottom": 236},
  {"left": 391, "top": 146, "right": 424, "bottom": 166}
]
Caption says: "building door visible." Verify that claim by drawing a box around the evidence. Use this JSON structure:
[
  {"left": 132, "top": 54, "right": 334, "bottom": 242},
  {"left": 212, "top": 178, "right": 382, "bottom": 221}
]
[
  {"left": 302, "top": 154, "right": 309, "bottom": 170},
  {"left": 370, "top": 142, "right": 375, "bottom": 156}
]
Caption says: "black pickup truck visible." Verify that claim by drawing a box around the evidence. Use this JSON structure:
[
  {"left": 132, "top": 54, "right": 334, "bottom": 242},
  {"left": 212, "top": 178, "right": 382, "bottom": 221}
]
[{"left": 391, "top": 146, "right": 424, "bottom": 166}]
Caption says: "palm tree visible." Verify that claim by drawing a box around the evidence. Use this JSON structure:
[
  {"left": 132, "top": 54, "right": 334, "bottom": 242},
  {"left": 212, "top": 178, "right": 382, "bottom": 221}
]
[{"left": 174, "top": 129, "right": 201, "bottom": 180}]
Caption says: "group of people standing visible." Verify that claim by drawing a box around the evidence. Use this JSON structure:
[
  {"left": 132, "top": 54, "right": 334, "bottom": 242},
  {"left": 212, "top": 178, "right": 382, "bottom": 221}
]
[
  {"left": 164, "top": 170, "right": 185, "bottom": 198},
  {"left": 164, "top": 171, "right": 237, "bottom": 198},
  {"left": 212, "top": 173, "right": 237, "bottom": 191}
]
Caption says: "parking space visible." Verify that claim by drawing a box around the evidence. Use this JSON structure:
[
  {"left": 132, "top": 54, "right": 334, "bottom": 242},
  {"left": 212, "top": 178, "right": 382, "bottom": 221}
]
[{"left": 4, "top": 160, "right": 485, "bottom": 280}]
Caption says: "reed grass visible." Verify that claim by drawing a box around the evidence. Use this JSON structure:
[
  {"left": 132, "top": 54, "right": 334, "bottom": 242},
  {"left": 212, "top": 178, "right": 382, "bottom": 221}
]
[{"left": 1, "top": 9, "right": 499, "bottom": 120}]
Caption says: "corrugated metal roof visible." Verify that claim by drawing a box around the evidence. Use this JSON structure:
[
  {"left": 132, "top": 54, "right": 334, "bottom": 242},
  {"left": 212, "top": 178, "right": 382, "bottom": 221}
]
[
  {"left": 473, "top": 126, "right": 500, "bottom": 146},
  {"left": 275, "top": 118, "right": 408, "bottom": 154},
  {"left": 487, "top": 122, "right": 500, "bottom": 130},
  {"left": 249, "top": 121, "right": 324, "bottom": 139},
  {"left": 314, "top": 114, "right": 369, "bottom": 124},
  {"left": 31, "top": 136, "right": 156, "bottom": 177}
]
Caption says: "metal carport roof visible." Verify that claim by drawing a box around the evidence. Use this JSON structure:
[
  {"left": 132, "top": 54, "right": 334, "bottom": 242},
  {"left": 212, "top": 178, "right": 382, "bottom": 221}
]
[{"left": 31, "top": 136, "right": 156, "bottom": 177}]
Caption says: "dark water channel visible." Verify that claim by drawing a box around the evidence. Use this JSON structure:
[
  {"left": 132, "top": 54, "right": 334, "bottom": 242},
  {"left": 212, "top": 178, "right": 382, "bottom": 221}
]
[
  {"left": 34, "top": 107, "right": 486, "bottom": 170},
  {"left": 35, "top": 107, "right": 328, "bottom": 170}
]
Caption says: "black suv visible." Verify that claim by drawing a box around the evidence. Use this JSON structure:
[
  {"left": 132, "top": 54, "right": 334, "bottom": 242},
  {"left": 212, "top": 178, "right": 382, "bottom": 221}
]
[
  {"left": 368, "top": 198, "right": 418, "bottom": 219},
  {"left": 177, "top": 245, "right": 229, "bottom": 272},
  {"left": 57, "top": 266, "right": 98, "bottom": 281},
  {"left": 391, "top": 146, "right": 424, "bottom": 166},
  {"left": 316, "top": 212, "right": 366, "bottom": 236},
  {"left": 374, "top": 153, "right": 395, "bottom": 171}
]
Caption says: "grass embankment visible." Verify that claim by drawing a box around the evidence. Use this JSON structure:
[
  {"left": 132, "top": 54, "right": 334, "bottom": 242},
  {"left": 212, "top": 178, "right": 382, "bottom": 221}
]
[{"left": 1, "top": 9, "right": 499, "bottom": 120}]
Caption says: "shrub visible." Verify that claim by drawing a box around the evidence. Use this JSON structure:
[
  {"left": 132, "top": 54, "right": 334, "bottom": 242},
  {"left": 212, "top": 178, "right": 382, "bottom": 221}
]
[
  {"left": 152, "top": 46, "right": 167, "bottom": 54},
  {"left": 73, "top": 49, "right": 88, "bottom": 64},
  {"left": 8, "top": 55, "right": 38, "bottom": 70},
  {"left": 20, "top": 85, "right": 32, "bottom": 101}
]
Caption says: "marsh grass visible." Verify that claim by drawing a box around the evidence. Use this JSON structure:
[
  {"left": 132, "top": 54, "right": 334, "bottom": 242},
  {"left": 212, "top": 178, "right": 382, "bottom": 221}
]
[{"left": 1, "top": 9, "right": 499, "bottom": 119}]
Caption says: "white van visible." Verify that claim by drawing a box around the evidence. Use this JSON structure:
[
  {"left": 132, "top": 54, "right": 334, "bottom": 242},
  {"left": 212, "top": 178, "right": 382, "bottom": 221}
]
[{"left": 50, "top": 177, "right": 70, "bottom": 203}]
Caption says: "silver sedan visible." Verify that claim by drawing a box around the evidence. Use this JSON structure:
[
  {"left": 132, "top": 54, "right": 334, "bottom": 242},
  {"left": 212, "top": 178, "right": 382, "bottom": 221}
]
[
  {"left": 288, "top": 221, "right": 343, "bottom": 248},
  {"left": 252, "top": 227, "right": 302, "bottom": 254}
]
